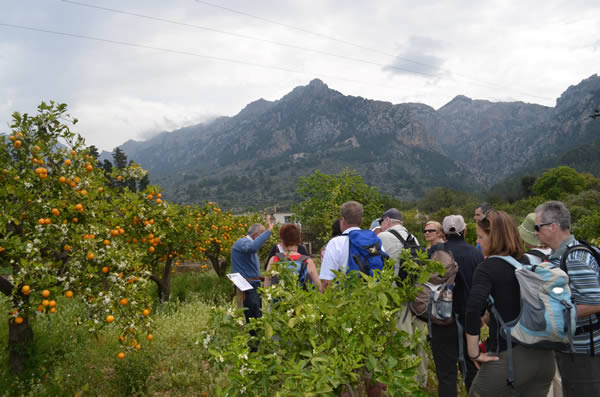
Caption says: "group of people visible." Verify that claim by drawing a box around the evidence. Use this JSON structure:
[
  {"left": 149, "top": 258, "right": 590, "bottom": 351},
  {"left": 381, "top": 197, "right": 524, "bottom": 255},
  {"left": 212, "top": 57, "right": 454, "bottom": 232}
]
[{"left": 230, "top": 200, "right": 600, "bottom": 396}]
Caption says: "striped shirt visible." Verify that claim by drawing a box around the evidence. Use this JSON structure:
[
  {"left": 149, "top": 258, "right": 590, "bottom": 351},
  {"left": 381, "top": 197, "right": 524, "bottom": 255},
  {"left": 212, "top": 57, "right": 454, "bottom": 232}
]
[{"left": 549, "top": 236, "right": 600, "bottom": 354}]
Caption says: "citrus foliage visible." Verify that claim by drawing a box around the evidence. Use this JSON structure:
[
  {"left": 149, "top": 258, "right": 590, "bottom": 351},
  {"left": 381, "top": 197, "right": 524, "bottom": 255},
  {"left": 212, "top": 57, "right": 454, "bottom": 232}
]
[
  {"left": 0, "top": 102, "right": 154, "bottom": 357},
  {"left": 208, "top": 252, "right": 442, "bottom": 396}
]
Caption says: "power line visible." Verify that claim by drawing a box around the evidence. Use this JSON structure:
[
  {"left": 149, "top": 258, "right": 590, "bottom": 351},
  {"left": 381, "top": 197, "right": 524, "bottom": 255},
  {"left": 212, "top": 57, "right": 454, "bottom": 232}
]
[
  {"left": 58, "top": 0, "right": 434, "bottom": 78},
  {"left": 0, "top": 22, "right": 413, "bottom": 90},
  {"left": 190, "top": 0, "right": 554, "bottom": 101}
]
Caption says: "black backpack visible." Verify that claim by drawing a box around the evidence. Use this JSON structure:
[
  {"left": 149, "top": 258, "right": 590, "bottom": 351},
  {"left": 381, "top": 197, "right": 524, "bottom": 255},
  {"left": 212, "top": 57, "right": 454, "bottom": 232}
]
[{"left": 387, "top": 229, "right": 426, "bottom": 280}]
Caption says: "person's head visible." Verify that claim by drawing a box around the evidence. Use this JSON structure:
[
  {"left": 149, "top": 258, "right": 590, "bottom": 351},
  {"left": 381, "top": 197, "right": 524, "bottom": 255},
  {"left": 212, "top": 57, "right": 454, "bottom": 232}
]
[
  {"left": 279, "top": 223, "right": 301, "bottom": 248},
  {"left": 378, "top": 208, "right": 403, "bottom": 232},
  {"left": 443, "top": 215, "right": 466, "bottom": 239},
  {"left": 331, "top": 218, "right": 342, "bottom": 237},
  {"left": 369, "top": 219, "right": 382, "bottom": 235},
  {"left": 340, "top": 201, "right": 363, "bottom": 231},
  {"left": 248, "top": 223, "right": 266, "bottom": 239},
  {"left": 534, "top": 201, "right": 571, "bottom": 251},
  {"left": 474, "top": 203, "right": 493, "bottom": 222},
  {"left": 518, "top": 213, "right": 541, "bottom": 249},
  {"left": 424, "top": 221, "right": 445, "bottom": 244},
  {"left": 476, "top": 210, "right": 524, "bottom": 258}
]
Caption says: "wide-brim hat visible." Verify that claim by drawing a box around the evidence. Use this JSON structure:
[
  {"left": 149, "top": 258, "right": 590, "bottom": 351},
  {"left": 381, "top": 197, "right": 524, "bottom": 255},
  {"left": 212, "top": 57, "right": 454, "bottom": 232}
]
[{"left": 518, "top": 213, "right": 540, "bottom": 246}]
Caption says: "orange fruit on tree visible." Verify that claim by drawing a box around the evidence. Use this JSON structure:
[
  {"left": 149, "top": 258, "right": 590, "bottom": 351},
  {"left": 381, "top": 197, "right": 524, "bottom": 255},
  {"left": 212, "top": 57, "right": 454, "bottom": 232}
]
[
  {"left": 110, "top": 229, "right": 119, "bottom": 237},
  {"left": 70, "top": 150, "right": 76, "bottom": 156},
  {"left": 135, "top": 344, "right": 141, "bottom": 350},
  {"left": 15, "top": 316, "right": 24, "bottom": 325},
  {"left": 64, "top": 159, "right": 71, "bottom": 166},
  {"left": 85, "top": 164, "right": 93, "bottom": 172},
  {"left": 156, "top": 199, "right": 162, "bottom": 204},
  {"left": 49, "top": 300, "right": 56, "bottom": 307},
  {"left": 72, "top": 217, "right": 78, "bottom": 223},
  {"left": 146, "top": 334, "right": 153, "bottom": 341},
  {"left": 106, "top": 315, "right": 115, "bottom": 323},
  {"left": 87, "top": 252, "right": 94, "bottom": 260},
  {"left": 147, "top": 194, "right": 153, "bottom": 200},
  {"left": 21, "top": 285, "right": 31, "bottom": 295},
  {"left": 51, "top": 208, "right": 60, "bottom": 216},
  {"left": 49, "top": 307, "right": 57, "bottom": 314},
  {"left": 148, "top": 246, "right": 155, "bottom": 253},
  {"left": 42, "top": 299, "right": 50, "bottom": 307},
  {"left": 74, "top": 203, "right": 83, "bottom": 212},
  {"left": 65, "top": 290, "right": 73, "bottom": 298},
  {"left": 102, "top": 266, "right": 110, "bottom": 273},
  {"left": 14, "top": 140, "right": 22, "bottom": 148},
  {"left": 98, "top": 187, "right": 103, "bottom": 193},
  {"left": 58, "top": 176, "right": 66, "bottom": 183},
  {"left": 120, "top": 298, "right": 128, "bottom": 306},
  {"left": 118, "top": 352, "right": 125, "bottom": 359},
  {"left": 103, "top": 239, "right": 110, "bottom": 246},
  {"left": 42, "top": 289, "right": 50, "bottom": 298},
  {"left": 142, "top": 309, "right": 150, "bottom": 316}
]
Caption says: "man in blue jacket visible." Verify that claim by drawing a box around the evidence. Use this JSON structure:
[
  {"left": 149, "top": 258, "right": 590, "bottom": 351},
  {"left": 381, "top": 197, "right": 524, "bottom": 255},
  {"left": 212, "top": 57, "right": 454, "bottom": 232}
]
[{"left": 231, "top": 216, "right": 273, "bottom": 325}]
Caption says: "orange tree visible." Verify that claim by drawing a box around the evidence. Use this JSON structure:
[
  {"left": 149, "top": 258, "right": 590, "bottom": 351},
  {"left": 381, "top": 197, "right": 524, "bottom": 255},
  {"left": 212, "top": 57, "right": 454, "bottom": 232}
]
[
  {"left": 0, "top": 102, "right": 154, "bottom": 374},
  {"left": 194, "top": 203, "right": 262, "bottom": 278},
  {"left": 124, "top": 187, "right": 200, "bottom": 302}
]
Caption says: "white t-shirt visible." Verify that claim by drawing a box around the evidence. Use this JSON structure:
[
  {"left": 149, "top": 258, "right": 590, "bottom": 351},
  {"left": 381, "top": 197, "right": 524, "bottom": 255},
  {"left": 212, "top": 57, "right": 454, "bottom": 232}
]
[{"left": 319, "top": 227, "right": 361, "bottom": 281}]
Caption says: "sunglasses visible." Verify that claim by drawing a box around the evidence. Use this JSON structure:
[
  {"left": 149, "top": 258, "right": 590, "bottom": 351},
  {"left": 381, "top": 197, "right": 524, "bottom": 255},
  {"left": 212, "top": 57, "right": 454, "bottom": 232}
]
[
  {"left": 534, "top": 222, "right": 553, "bottom": 232},
  {"left": 424, "top": 229, "right": 438, "bottom": 233}
]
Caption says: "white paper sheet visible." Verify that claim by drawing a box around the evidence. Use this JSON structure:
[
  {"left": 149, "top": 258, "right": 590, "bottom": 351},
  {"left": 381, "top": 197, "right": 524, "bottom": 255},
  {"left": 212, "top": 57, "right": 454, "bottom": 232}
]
[{"left": 227, "top": 273, "right": 254, "bottom": 291}]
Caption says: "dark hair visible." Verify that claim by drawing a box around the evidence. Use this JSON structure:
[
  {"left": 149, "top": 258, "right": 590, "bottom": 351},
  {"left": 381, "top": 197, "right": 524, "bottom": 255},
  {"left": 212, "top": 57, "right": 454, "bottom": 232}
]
[
  {"left": 340, "top": 201, "right": 363, "bottom": 226},
  {"left": 331, "top": 218, "right": 342, "bottom": 237},
  {"left": 279, "top": 223, "right": 301, "bottom": 246},
  {"left": 477, "top": 211, "right": 524, "bottom": 258}
]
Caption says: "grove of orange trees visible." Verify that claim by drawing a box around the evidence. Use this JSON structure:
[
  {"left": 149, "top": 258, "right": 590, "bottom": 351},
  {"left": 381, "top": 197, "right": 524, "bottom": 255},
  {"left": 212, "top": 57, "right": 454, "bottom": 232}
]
[{"left": 0, "top": 102, "right": 252, "bottom": 374}]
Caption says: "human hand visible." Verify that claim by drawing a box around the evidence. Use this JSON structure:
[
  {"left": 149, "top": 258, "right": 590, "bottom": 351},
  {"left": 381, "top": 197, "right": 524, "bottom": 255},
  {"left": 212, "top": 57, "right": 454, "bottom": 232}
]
[
  {"left": 469, "top": 351, "right": 499, "bottom": 370},
  {"left": 266, "top": 214, "right": 274, "bottom": 231}
]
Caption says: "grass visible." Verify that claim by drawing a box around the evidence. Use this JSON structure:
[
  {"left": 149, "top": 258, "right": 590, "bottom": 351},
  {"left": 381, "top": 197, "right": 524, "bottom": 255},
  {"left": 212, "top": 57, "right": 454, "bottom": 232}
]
[{"left": 0, "top": 270, "right": 468, "bottom": 396}]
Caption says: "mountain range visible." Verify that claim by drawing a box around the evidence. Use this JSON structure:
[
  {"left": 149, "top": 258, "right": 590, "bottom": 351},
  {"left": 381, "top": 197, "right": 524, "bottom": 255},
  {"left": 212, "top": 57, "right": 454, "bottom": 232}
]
[{"left": 103, "top": 75, "right": 600, "bottom": 210}]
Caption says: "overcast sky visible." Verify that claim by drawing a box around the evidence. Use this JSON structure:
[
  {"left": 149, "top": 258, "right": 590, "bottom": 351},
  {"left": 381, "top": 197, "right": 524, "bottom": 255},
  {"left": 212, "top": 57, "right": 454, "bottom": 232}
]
[{"left": 1, "top": 0, "right": 599, "bottom": 151}]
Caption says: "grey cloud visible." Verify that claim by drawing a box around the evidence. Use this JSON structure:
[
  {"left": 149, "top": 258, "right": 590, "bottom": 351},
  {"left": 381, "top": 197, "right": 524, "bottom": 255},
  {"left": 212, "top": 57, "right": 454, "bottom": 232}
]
[{"left": 383, "top": 36, "right": 445, "bottom": 77}]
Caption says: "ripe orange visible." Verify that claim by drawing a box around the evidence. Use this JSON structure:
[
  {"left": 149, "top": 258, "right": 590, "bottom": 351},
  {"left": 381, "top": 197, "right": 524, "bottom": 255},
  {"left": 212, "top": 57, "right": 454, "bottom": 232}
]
[
  {"left": 118, "top": 352, "right": 125, "bottom": 359},
  {"left": 106, "top": 315, "right": 115, "bottom": 323},
  {"left": 157, "top": 193, "right": 162, "bottom": 199},
  {"left": 70, "top": 150, "right": 76, "bottom": 156},
  {"left": 72, "top": 218, "right": 78, "bottom": 223},
  {"left": 102, "top": 266, "right": 110, "bottom": 273},
  {"left": 149, "top": 219, "right": 154, "bottom": 225},
  {"left": 135, "top": 344, "right": 141, "bottom": 350},
  {"left": 42, "top": 299, "right": 50, "bottom": 307},
  {"left": 147, "top": 194, "right": 153, "bottom": 200},
  {"left": 146, "top": 334, "right": 153, "bottom": 341},
  {"left": 74, "top": 203, "right": 83, "bottom": 212},
  {"left": 58, "top": 176, "right": 66, "bottom": 183},
  {"left": 156, "top": 199, "right": 162, "bottom": 204},
  {"left": 120, "top": 298, "right": 128, "bottom": 306},
  {"left": 142, "top": 309, "right": 150, "bottom": 316},
  {"left": 51, "top": 208, "right": 60, "bottom": 216},
  {"left": 21, "top": 285, "right": 31, "bottom": 295},
  {"left": 148, "top": 246, "right": 155, "bottom": 253},
  {"left": 15, "top": 316, "right": 24, "bottom": 325},
  {"left": 49, "top": 307, "right": 57, "bottom": 314},
  {"left": 42, "top": 289, "right": 50, "bottom": 298},
  {"left": 49, "top": 300, "right": 56, "bottom": 307},
  {"left": 87, "top": 252, "right": 94, "bottom": 260},
  {"left": 8, "top": 135, "right": 15, "bottom": 141},
  {"left": 64, "top": 159, "right": 71, "bottom": 166},
  {"left": 103, "top": 239, "right": 110, "bottom": 246},
  {"left": 110, "top": 229, "right": 119, "bottom": 237},
  {"left": 98, "top": 187, "right": 103, "bottom": 193},
  {"left": 65, "top": 290, "right": 73, "bottom": 298},
  {"left": 38, "top": 218, "right": 45, "bottom": 225},
  {"left": 85, "top": 164, "right": 93, "bottom": 172},
  {"left": 118, "top": 228, "right": 125, "bottom": 235},
  {"left": 14, "top": 140, "right": 22, "bottom": 149}
]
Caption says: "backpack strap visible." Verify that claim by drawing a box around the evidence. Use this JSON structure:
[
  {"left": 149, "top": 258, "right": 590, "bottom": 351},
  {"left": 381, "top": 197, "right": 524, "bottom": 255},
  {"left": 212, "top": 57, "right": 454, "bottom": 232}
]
[
  {"left": 274, "top": 252, "right": 286, "bottom": 262},
  {"left": 489, "top": 255, "right": 524, "bottom": 270},
  {"left": 487, "top": 295, "right": 516, "bottom": 392},
  {"left": 388, "top": 229, "right": 407, "bottom": 245}
]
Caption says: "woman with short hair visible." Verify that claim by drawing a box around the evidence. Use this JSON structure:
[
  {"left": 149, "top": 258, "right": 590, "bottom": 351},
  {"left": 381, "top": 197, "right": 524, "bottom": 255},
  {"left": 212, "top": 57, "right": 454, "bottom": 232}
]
[
  {"left": 423, "top": 220, "right": 445, "bottom": 249},
  {"left": 465, "top": 211, "right": 554, "bottom": 396}
]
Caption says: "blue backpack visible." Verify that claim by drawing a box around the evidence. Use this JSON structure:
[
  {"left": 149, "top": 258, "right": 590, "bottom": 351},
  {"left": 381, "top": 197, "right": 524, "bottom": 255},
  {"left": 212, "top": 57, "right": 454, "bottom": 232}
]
[
  {"left": 274, "top": 253, "right": 310, "bottom": 289},
  {"left": 346, "top": 229, "right": 388, "bottom": 276}
]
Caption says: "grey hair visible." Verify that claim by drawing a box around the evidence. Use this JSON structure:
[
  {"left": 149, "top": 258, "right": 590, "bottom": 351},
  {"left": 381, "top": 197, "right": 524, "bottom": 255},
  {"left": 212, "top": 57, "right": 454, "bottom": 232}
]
[
  {"left": 389, "top": 218, "right": 403, "bottom": 226},
  {"left": 248, "top": 223, "right": 264, "bottom": 236},
  {"left": 535, "top": 201, "right": 571, "bottom": 231}
]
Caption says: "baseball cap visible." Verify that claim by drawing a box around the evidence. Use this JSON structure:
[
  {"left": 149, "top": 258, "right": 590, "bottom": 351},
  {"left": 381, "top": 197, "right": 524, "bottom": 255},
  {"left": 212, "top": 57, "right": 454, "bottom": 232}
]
[{"left": 443, "top": 215, "right": 466, "bottom": 234}]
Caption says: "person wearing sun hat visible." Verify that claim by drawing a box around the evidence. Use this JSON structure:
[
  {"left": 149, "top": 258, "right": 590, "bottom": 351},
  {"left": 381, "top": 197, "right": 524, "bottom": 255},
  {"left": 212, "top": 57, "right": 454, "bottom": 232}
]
[{"left": 519, "top": 213, "right": 553, "bottom": 265}]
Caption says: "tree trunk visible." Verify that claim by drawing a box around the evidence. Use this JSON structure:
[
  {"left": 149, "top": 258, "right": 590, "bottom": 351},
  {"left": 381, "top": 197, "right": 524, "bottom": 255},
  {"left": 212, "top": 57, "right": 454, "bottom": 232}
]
[
  {"left": 8, "top": 317, "right": 34, "bottom": 375},
  {"left": 210, "top": 255, "right": 228, "bottom": 278},
  {"left": 149, "top": 257, "right": 173, "bottom": 303}
]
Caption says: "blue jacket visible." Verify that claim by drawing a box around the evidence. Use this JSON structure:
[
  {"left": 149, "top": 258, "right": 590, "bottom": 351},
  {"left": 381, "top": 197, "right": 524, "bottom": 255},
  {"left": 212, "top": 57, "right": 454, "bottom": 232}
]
[{"left": 231, "top": 230, "right": 271, "bottom": 279}]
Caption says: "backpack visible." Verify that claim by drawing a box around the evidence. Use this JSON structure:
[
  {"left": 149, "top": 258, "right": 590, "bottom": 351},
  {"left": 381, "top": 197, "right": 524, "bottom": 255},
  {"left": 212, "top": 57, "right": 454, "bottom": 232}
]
[
  {"left": 559, "top": 239, "right": 600, "bottom": 356},
  {"left": 387, "top": 229, "right": 425, "bottom": 281},
  {"left": 487, "top": 255, "right": 576, "bottom": 389},
  {"left": 346, "top": 229, "right": 388, "bottom": 276},
  {"left": 273, "top": 253, "right": 310, "bottom": 289},
  {"left": 409, "top": 244, "right": 459, "bottom": 326},
  {"left": 525, "top": 248, "right": 550, "bottom": 263}
]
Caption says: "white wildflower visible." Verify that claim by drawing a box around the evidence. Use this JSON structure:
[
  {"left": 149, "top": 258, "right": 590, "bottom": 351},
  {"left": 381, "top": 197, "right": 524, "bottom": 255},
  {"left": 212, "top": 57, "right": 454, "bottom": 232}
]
[{"left": 345, "top": 328, "right": 353, "bottom": 334}]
